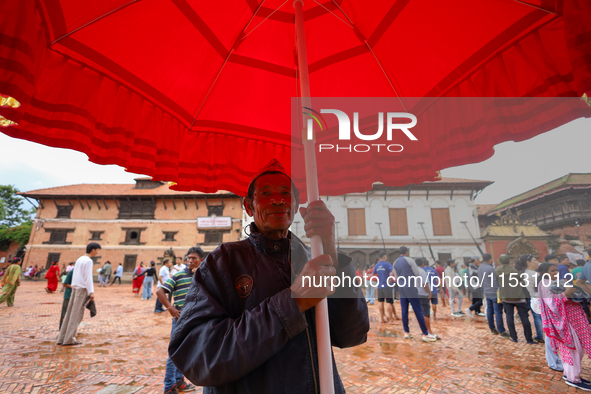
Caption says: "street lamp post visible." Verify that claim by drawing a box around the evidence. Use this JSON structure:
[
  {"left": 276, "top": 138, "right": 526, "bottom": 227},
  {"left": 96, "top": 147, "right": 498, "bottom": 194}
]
[
  {"left": 417, "top": 242, "right": 426, "bottom": 258},
  {"left": 460, "top": 221, "right": 485, "bottom": 258},
  {"left": 418, "top": 222, "right": 436, "bottom": 261},
  {"left": 375, "top": 222, "right": 386, "bottom": 251}
]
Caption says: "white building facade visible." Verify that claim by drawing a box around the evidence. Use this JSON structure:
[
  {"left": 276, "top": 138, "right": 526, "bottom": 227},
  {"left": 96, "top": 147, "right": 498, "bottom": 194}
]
[{"left": 291, "top": 178, "right": 492, "bottom": 269}]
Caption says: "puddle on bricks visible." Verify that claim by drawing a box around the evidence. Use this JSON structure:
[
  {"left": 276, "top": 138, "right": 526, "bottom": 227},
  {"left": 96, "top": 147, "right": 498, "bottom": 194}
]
[
  {"left": 351, "top": 345, "right": 373, "bottom": 358},
  {"left": 359, "top": 367, "right": 380, "bottom": 377},
  {"left": 377, "top": 329, "right": 400, "bottom": 338},
  {"left": 378, "top": 342, "right": 398, "bottom": 355}
]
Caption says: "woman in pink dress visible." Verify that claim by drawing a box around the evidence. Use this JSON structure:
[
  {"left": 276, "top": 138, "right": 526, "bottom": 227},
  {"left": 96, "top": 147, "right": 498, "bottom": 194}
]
[{"left": 538, "top": 262, "right": 591, "bottom": 391}]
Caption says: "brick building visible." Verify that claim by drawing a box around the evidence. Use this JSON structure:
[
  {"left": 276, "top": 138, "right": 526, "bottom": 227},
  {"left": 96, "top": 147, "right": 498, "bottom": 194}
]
[
  {"left": 485, "top": 173, "right": 591, "bottom": 254},
  {"left": 20, "top": 178, "right": 243, "bottom": 275}
]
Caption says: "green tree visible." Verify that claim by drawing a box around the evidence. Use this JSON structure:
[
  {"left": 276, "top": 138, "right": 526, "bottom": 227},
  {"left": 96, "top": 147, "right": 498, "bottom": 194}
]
[
  {"left": 0, "top": 185, "right": 35, "bottom": 250},
  {"left": 0, "top": 223, "right": 33, "bottom": 250},
  {"left": 0, "top": 185, "right": 34, "bottom": 227}
]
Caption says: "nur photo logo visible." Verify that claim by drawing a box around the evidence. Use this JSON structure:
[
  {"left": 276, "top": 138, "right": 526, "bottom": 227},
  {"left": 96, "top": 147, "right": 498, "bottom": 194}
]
[{"left": 304, "top": 109, "right": 418, "bottom": 153}]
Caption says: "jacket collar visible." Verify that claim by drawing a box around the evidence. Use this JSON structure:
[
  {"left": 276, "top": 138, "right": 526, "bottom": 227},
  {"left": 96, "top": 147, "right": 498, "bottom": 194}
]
[
  {"left": 248, "top": 223, "right": 291, "bottom": 254},
  {"left": 248, "top": 224, "right": 310, "bottom": 273}
]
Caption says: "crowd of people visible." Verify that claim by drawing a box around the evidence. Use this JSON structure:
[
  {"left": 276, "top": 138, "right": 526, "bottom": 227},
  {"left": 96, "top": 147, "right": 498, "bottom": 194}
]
[{"left": 360, "top": 247, "right": 591, "bottom": 391}]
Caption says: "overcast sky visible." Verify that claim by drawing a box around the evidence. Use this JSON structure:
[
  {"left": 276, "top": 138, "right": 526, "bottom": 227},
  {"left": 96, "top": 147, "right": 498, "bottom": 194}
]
[{"left": 1, "top": 117, "right": 589, "bottom": 209}]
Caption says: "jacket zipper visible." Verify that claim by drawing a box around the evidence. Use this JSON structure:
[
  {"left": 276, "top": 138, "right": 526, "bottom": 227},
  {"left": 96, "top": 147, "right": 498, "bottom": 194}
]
[
  {"left": 290, "top": 238, "right": 319, "bottom": 394},
  {"left": 305, "top": 317, "right": 319, "bottom": 394}
]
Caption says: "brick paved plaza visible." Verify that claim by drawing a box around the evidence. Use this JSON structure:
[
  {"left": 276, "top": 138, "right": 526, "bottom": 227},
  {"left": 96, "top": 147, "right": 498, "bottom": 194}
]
[{"left": 0, "top": 281, "right": 586, "bottom": 393}]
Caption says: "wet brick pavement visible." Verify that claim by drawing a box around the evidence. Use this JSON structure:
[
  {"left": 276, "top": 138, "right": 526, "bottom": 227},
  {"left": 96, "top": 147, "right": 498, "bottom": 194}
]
[{"left": 0, "top": 281, "right": 587, "bottom": 393}]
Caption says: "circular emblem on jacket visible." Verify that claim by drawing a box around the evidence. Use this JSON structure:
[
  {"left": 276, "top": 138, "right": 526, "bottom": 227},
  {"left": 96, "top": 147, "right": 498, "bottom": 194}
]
[{"left": 235, "top": 274, "right": 253, "bottom": 298}]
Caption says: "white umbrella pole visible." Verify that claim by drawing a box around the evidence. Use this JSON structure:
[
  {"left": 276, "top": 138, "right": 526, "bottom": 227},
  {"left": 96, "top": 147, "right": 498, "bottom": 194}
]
[{"left": 294, "top": 1, "right": 334, "bottom": 394}]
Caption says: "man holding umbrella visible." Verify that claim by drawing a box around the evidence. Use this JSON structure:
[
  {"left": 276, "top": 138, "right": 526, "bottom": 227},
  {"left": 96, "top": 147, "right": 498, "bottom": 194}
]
[{"left": 169, "top": 159, "right": 369, "bottom": 393}]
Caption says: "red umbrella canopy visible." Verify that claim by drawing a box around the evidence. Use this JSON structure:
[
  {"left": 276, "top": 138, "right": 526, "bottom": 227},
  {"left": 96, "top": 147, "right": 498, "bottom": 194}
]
[{"left": 1, "top": 0, "right": 590, "bottom": 197}]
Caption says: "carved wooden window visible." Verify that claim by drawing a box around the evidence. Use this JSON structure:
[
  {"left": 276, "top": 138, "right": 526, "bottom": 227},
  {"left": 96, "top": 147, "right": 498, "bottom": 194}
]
[
  {"left": 56, "top": 205, "right": 73, "bottom": 218},
  {"left": 204, "top": 231, "right": 223, "bottom": 244},
  {"left": 121, "top": 228, "right": 145, "bottom": 245},
  {"left": 348, "top": 208, "right": 366, "bottom": 236},
  {"left": 389, "top": 208, "right": 408, "bottom": 236},
  {"left": 44, "top": 229, "right": 73, "bottom": 244},
  {"left": 163, "top": 231, "right": 178, "bottom": 242},
  {"left": 118, "top": 199, "right": 156, "bottom": 219},
  {"left": 438, "top": 252, "right": 452, "bottom": 262},
  {"left": 89, "top": 231, "right": 104, "bottom": 240},
  {"left": 207, "top": 205, "right": 224, "bottom": 216},
  {"left": 431, "top": 208, "right": 452, "bottom": 236}
]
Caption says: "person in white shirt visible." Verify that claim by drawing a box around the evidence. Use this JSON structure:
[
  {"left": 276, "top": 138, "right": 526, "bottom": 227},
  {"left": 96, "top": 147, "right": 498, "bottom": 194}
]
[
  {"left": 109, "top": 263, "right": 124, "bottom": 286},
  {"left": 517, "top": 254, "right": 545, "bottom": 344},
  {"left": 155, "top": 259, "right": 172, "bottom": 313},
  {"left": 445, "top": 259, "right": 464, "bottom": 317},
  {"left": 170, "top": 256, "right": 187, "bottom": 276},
  {"left": 57, "top": 242, "right": 100, "bottom": 346}
]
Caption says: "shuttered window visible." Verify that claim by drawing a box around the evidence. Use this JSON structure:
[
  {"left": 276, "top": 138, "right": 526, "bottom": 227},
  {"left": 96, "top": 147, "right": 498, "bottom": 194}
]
[
  {"left": 389, "top": 208, "right": 408, "bottom": 235},
  {"left": 431, "top": 208, "right": 452, "bottom": 236},
  {"left": 348, "top": 209, "right": 366, "bottom": 236}
]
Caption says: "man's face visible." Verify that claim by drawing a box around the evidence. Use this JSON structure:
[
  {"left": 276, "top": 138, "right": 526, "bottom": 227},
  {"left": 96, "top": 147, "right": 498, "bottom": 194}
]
[
  {"left": 90, "top": 248, "right": 100, "bottom": 257},
  {"left": 560, "top": 257, "right": 570, "bottom": 266},
  {"left": 244, "top": 173, "right": 297, "bottom": 237},
  {"left": 186, "top": 253, "right": 203, "bottom": 271}
]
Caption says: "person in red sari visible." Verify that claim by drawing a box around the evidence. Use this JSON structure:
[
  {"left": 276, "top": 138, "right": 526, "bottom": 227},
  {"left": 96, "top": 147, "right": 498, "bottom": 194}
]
[
  {"left": 45, "top": 261, "right": 60, "bottom": 293},
  {"left": 132, "top": 262, "right": 146, "bottom": 296}
]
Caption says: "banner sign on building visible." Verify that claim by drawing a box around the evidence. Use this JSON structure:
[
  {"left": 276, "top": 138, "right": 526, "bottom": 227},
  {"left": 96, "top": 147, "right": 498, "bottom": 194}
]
[{"left": 197, "top": 216, "right": 232, "bottom": 229}]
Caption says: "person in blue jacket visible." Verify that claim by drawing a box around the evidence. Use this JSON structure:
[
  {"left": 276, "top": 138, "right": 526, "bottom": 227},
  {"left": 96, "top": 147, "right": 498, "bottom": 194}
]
[{"left": 168, "top": 159, "right": 369, "bottom": 394}]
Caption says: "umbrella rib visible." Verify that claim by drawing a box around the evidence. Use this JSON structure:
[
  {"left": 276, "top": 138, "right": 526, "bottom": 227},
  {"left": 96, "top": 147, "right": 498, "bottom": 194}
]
[
  {"left": 311, "top": 0, "right": 353, "bottom": 28},
  {"left": 51, "top": 0, "right": 143, "bottom": 45},
  {"left": 241, "top": 0, "right": 290, "bottom": 40},
  {"left": 331, "top": 1, "right": 407, "bottom": 111},
  {"left": 191, "top": 0, "right": 268, "bottom": 127},
  {"left": 509, "top": 0, "right": 558, "bottom": 15}
]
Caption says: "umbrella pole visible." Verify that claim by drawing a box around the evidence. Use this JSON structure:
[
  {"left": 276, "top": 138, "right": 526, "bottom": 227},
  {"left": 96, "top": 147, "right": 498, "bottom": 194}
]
[{"left": 294, "top": 1, "right": 334, "bottom": 394}]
